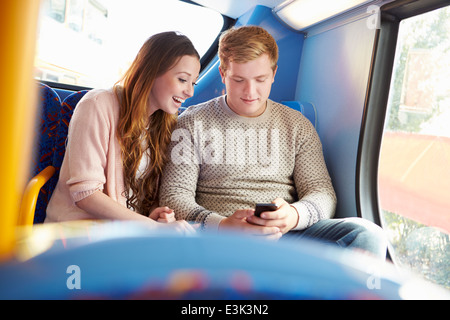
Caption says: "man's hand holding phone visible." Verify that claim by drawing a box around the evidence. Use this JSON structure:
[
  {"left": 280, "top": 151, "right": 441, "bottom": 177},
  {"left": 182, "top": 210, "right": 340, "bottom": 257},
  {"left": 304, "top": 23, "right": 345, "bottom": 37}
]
[
  {"left": 254, "top": 203, "right": 279, "bottom": 217},
  {"left": 218, "top": 209, "right": 282, "bottom": 240},
  {"left": 248, "top": 198, "right": 300, "bottom": 234}
]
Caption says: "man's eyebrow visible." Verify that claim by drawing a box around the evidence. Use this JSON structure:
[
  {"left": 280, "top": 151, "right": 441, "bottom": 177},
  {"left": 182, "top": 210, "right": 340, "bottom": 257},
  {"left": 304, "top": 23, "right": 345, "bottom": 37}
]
[{"left": 231, "top": 74, "right": 270, "bottom": 79}]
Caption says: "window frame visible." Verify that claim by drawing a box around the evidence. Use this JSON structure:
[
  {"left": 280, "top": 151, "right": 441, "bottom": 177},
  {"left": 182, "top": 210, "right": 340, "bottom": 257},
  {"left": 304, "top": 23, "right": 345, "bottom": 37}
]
[
  {"left": 180, "top": 0, "right": 236, "bottom": 70},
  {"left": 356, "top": 0, "right": 450, "bottom": 237}
]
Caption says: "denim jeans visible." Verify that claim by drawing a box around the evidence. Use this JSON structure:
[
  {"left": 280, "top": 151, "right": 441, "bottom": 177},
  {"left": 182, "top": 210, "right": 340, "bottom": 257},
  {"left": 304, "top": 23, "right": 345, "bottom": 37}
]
[{"left": 284, "top": 217, "right": 388, "bottom": 260}]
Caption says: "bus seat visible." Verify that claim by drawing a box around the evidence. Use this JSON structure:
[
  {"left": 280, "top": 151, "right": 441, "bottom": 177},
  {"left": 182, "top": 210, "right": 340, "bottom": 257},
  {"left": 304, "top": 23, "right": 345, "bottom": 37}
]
[
  {"left": 31, "top": 83, "right": 60, "bottom": 174},
  {"left": 282, "top": 101, "right": 317, "bottom": 128},
  {"left": 19, "top": 84, "right": 61, "bottom": 226},
  {"left": 36, "top": 90, "right": 89, "bottom": 223},
  {"left": 51, "top": 90, "right": 89, "bottom": 172},
  {"left": 178, "top": 106, "right": 188, "bottom": 115},
  {"left": 20, "top": 87, "right": 89, "bottom": 225}
]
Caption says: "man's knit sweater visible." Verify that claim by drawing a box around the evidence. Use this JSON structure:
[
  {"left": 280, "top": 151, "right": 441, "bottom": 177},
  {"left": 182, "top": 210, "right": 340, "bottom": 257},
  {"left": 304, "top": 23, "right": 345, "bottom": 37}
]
[{"left": 159, "top": 95, "right": 337, "bottom": 231}]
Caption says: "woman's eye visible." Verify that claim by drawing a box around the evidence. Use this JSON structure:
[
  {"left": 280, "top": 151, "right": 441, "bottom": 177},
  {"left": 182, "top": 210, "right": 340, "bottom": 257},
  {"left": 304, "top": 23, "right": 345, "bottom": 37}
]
[{"left": 178, "top": 78, "right": 187, "bottom": 83}]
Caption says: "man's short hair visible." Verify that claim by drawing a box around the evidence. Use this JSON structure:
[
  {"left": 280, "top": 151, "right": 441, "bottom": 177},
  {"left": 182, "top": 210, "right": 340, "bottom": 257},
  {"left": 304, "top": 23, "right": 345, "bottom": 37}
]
[{"left": 218, "top": 26, "right": 279, "bottom": 73}]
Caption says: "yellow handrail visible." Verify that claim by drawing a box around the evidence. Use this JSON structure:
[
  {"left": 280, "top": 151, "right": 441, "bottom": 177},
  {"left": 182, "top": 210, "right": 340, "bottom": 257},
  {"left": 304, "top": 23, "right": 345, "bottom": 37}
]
[
  {"left": 0, "top": 0, "right": 41, "bottom": 260},
  {"left": 18, "top": 166, "right": 56, "bottom": 227}
]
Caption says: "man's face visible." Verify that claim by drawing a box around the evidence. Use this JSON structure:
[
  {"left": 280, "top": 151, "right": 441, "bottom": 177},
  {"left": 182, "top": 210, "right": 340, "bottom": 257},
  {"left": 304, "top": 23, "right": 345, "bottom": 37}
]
[{"left": 219, "top": 54, "right": 277, "bottom": 117}]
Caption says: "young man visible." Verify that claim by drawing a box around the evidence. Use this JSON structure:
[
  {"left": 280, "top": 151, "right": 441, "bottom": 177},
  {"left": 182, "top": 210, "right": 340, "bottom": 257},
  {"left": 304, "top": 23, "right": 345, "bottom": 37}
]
[{"left": 159, "top": 26, "right": 387, "bottom": 259}]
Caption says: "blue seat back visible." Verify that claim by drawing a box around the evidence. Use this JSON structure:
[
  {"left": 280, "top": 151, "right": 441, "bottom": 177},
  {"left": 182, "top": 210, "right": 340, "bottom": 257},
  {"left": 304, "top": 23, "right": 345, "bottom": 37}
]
[
  {"left": 31, "top": 83, "right": 61, "bottom": 222},
  {"left": 32, "top": 83, "right": 60, "bottom": 174},
  {"left": 52, "top": 90, "right": 89, "bottom": 171},
  {"left": 282, "top": 101, "right": 317, "bottom": 128},
  {"left": 32, "top": 85, "right": 89, "bottom": 223}
]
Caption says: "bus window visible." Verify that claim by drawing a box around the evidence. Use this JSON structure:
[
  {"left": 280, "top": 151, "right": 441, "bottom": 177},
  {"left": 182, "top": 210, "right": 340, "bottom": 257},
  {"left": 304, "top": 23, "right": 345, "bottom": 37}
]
[
  {"left": 35, "top": 0, "right": 224, "bottom": 88},
  {"left": 378, "top": 6, "right": 450, "bottom": 289}
]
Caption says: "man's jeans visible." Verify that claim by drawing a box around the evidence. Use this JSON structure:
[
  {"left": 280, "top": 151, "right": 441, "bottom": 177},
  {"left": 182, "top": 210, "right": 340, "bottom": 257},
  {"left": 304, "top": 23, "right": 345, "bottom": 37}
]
[{"left": 284, "top": 217, "right": 388, "bottom": 260}]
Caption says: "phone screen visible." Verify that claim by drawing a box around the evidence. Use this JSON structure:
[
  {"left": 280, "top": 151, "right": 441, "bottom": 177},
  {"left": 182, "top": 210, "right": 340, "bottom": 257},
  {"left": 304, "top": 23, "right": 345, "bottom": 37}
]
[{"left": 254, "top": 203, "right": 279, "bottom": 217}]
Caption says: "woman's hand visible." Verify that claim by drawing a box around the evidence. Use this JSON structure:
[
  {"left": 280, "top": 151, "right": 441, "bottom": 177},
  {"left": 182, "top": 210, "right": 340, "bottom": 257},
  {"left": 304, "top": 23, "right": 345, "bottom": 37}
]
[
  {"left": 148, "top": 207, "right": 197, "bottom": 235},
  {"left": 149, "top": 206, "right": 176, "bottom": 223}
]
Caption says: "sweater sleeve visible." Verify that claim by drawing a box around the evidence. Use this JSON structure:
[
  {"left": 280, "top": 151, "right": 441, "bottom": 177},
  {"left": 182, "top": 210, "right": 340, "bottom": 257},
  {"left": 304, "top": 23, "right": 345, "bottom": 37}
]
[
  {"left": 290, "top": 119, "right": 337, "bottom": 230},
  {"left": 159, "top": 113, "right": 225, "bottom": 231},
  {"left": 65, "top": 94, "right": 110, "bottom": 203}
]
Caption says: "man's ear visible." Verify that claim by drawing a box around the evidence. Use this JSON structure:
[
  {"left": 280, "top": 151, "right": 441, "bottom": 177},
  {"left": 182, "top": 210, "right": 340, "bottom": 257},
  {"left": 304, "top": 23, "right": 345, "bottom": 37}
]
[
  {"left": 271, "top": 65, "right": 278, "bottom": 83},
  {"left": 219, "top": 65, "right": 226, "bottom": 84}
]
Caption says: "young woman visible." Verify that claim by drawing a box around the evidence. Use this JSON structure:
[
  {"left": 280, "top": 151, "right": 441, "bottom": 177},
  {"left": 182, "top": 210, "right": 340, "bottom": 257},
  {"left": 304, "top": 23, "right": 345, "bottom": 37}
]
[{"left": 46, "top": 32, "right": 200, "bottom": 234}]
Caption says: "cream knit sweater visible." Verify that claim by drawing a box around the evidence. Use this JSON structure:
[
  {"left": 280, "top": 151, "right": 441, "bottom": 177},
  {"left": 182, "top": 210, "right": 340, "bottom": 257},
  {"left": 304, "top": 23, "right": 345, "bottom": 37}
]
[{"left": 159, "top": 95, "right": 337, "bottom": 231}]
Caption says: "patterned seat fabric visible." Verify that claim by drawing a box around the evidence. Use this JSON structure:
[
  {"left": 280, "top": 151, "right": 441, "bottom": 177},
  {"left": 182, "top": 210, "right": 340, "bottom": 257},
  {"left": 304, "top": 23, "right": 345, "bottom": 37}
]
[
  {"left": 32, "top": 83, "right": 61, "bottom": 223},
  {"left": 32, "top": 84, "right": 60, "bottom": 173},
  {"left": 33, "top": 86, "right": 89, "bottom": 223},
  {"left": 52, "top": 90, "right": 89, "bottom": 171}
]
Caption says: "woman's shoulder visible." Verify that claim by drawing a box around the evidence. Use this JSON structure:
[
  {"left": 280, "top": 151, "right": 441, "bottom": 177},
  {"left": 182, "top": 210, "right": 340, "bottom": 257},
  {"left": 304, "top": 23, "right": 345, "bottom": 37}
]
[
  {"left": 68, "top": 89, "right": 120, "bottom": 134},
  {"left": 75, "top": 88, "right": 120, "bottom": 118},
  {"left": 81, "top": 88, "right": 117, "bottom": 106}
]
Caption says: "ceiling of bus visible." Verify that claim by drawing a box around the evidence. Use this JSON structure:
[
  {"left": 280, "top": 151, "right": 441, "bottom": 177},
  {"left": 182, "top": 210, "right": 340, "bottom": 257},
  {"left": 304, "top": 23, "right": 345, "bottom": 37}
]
[{"left": 191, "top": 0, "right": 286, "bottom": 18}]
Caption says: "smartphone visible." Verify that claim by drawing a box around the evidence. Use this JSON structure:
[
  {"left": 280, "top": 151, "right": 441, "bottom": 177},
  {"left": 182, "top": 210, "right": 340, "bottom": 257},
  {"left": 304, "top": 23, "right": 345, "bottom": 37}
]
[{"left": 254, "top": 203, "right": 279, "bottom": 217}]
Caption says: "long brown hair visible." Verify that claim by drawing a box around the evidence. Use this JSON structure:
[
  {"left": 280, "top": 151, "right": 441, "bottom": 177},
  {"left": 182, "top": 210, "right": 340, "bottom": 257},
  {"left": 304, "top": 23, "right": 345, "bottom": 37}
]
[{"left": 114, "top": 32, "right": 199, "bottom": 215}]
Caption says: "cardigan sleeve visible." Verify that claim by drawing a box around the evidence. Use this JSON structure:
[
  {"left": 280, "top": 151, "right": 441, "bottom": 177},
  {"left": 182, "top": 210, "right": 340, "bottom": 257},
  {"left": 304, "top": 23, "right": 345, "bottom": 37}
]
[{"left": 65, "top": 94, "right": 110, "bottom": 203}]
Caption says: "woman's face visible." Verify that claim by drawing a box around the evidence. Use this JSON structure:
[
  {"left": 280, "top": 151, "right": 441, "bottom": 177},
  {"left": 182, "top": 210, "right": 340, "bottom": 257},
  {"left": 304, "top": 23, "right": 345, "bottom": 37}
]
[{"left": 148, "top": 55, "right": 201, "bottom": 115}]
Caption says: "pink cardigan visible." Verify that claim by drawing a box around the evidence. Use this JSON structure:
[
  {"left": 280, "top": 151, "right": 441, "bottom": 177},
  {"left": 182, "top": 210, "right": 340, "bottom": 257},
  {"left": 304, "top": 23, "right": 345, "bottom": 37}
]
[{"left": 46, "top": 89, "right": 126, "bottom": 222}]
